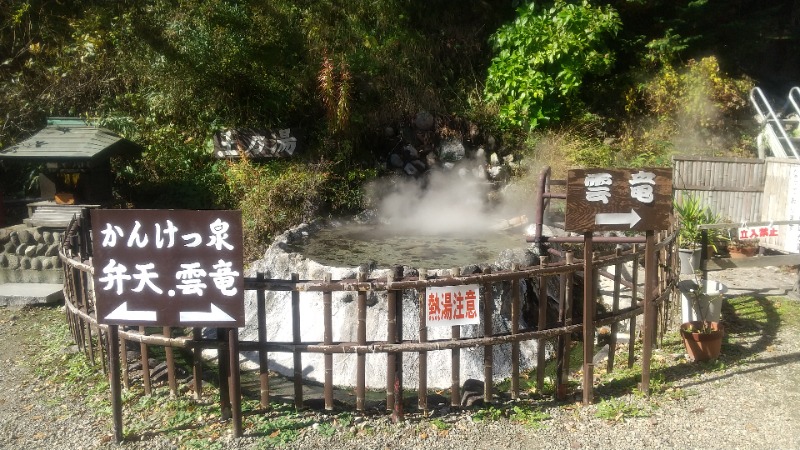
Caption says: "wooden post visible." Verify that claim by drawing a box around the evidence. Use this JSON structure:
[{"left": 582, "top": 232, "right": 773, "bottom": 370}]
[
  {"left": 483, "top": 268, "right": 493, "bottom": 404},
  {"left": 641, "top": 230, "right": 656, "bottom": 395},
  {"left": 323, "top": 273, "right": 334, "bottom": 411},
  {"left": 292, "top": 273, "right": 303, "bottom": 409},
  {"left": 556, "top": 251, "right": 574, "bottom": 399},
  {"left": 108, "top": 325, "right": 124, "bottom": 443},
  {"left": 628, "top": 245, "right": 639, "bottom": 369},
  {"left": 393, "top": 281, "right": 404, "bottom": 423},
  {"left": 608, "top": 247, "right": 622, "bottom": 373},
  {"left": 510, "top": 263, "right": 521, "bottom": 400},
  {"left": 257, "top": 273, "right": 269, "bottom": 408},
  {"left": 387, "top": 274, "right": 397, "bottom": 413},
  {"left": 120, "top": 331, "right": 129, "bottom": 389},
  {"left": 228, "top": 328, "right": 242, "bottom": 438},
  {"left": 582, "top": 232, "right": 594, "bottom": 405},
  {"left": 356, "top": 271, "right": 367, "bottom": 412},
  {"left": 192, "top": 327, "right": 203, "bottom": 400},
  {"left": 218, "top": 328, "right": 231, "bottom": 420},
  {"left": 139, "top": 326, "right": 152, "bottom": 395},
  {"left": 450, "top": 268, "right": 461, "bottom": 408},
  {"left": 163, "top": 326, "right": 177, "bottom": 397},
  {"left": 417, "top": 269, "right": 428, "bottom": 414},
  {"left": 536, "top": 257, "right": 548, "bottom": 393}
]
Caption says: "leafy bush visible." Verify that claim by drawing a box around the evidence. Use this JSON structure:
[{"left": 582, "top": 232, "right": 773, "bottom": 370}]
[
  {"left": 484, "top": 0, "right": 621, "bottom": 130},
  {"left": 619, "top": 56, "right": 755, "bottom": 161},
  {"left": 221, "top": 158, "right": 331, "bottom": 261}
]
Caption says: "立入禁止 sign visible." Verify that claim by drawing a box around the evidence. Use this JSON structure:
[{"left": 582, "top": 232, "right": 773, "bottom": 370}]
[
  {"left": 738, "top": 225, "right": 778, "bottom": 240},
  {"left": 91, "top": 209, "right": 244, "bottom": 327},
  {"left": 426, "top": 285, "right": 481, "bottom": 327}
]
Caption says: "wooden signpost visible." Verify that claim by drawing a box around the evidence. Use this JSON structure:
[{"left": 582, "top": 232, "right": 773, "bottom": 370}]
[
  {"left": 564, "top": 168, "right": 672, "bottom": 403},
  {"left": 91, "top": 209, "right": 245, "bottom": 441}
]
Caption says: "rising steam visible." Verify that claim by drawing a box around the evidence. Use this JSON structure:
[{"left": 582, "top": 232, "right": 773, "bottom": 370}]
[{"left": 364, "top": 159, "right": 534, "bottom": 236}]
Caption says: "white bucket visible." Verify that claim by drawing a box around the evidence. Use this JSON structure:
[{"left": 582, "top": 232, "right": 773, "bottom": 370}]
[{"left": 678, "top": 279, "right": 727, "bottom": 323}]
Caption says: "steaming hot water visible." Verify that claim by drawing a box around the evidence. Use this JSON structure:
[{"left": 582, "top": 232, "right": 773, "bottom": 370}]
[
  {"left": 285, "top": 220, "right": 530, "bottom": 269},
  {"left": 287, "top": 167, "right": 536, "bottom": 269}
]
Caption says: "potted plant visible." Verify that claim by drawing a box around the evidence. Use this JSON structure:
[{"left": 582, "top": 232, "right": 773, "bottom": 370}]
[
  {"left": 728, "top": 239, "right": 759, "bottom": 258},
  {"left": 674, "top": 193, "right": 727, "bottom": 274},
  {"left": 677, "top": 279, "right": 725, "bottom": 362}
]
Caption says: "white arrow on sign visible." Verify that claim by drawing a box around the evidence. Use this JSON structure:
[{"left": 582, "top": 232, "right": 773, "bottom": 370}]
[
  {"left": 104, "top": 301, "right": 157, "bottom": 322},
  {"left": 595, "top": 209, "right": 642, "bottom": 228},
  {"left": 179, "top": 303, "right": 236, "bottom": 323}
]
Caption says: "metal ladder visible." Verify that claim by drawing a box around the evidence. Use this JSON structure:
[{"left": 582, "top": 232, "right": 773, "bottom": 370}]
[{"left": 750, "top": 86, "right": 800, "bottom": 159}]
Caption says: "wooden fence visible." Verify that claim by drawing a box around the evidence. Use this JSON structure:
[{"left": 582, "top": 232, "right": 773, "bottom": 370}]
[
  {"left": 59, "top": 195, "right": 677, "bottom": 440},
  {"left": 673, "top": 156, "right": 800, "bottom": 253},
  {"left": 672, "top": 155, "right": 766, "bottom": 223}
]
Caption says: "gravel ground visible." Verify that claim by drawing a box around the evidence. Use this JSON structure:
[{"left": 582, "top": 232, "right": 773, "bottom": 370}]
[{"left": 2, "top": 266, "right": 800, "bottom": 450}]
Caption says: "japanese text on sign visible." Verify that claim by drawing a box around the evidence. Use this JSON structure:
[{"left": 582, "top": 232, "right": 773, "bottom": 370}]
[
  {"left": 738, "top": 225, "right": 778, "bottom": 240},
  {"left": 426, "top": 285, "right": 481, "bottom": 327},
  {"left": 565, "top": 167, "right": 671, "bottom": 232},
  {"left": 98, "top": 218, "right": 239, "bottom": 298},
  {"left": 91, "top": 209, "right": 244, "bottom": 327},
  {"left": 584, "top": 170, "right": 656, "bottom": 205}
]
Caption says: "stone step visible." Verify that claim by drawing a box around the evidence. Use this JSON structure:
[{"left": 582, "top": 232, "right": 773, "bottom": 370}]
[{"left": 0, "top": 283, "right": 64, "bottom": 308}]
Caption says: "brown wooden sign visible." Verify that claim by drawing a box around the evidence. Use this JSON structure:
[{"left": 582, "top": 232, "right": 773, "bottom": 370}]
[
  {"left": 565, "top": 168, "right": 672, "bottom": 232},
  {"left": 91, "top": 209, "right": 244, "bottom": 327}
]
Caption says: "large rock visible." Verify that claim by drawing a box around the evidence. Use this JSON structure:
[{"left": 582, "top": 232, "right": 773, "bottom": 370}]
[
  {"left": 415, "top": 111, "right": 435, "bottom": 131},
  {"left": 438, "top": 139, "right": 466, "bottom": 162},
  {"left": 234, "top": 221, "right": 540, "bottom": 389}
]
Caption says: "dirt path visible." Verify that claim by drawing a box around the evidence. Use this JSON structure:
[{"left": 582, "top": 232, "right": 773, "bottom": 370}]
[{"left": 1, "top": 266, "right": 800, "bottom": 449}]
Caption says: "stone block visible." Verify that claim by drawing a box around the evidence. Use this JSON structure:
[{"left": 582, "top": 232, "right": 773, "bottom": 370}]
[
  {"left": 16, "top": 229, "right": 33, "bottom": 245},
  {"left": 45, "top": 243, "right": 59, "bottom": 257}
]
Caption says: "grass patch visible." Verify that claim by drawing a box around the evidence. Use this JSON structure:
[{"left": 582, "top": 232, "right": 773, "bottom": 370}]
[
  {"left": 594, "top": 397, "right": 649, "bottom": 421},
  {"left": 14, "top": 292, "right": 800, "bottom": 447}
]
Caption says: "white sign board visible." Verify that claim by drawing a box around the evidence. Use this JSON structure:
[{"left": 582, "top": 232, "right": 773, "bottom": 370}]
[
  {"left": 786, "top": 165, "right": 800, "bottom": 253},
  {"left": 426, "top": 284, "right": 481, "bottom": 327}
]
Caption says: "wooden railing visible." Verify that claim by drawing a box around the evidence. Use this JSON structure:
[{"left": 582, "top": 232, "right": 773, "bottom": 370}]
[{"left": 60, "top": 209, "right": 677, "bottom": 439}]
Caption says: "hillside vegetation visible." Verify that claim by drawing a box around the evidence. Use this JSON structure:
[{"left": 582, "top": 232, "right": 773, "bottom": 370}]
[{"left": 1, "top": 0, "right": 797, "bottom": 258}]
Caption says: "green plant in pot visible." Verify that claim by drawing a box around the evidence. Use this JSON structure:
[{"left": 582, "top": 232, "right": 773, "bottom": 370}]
[
  {"left": 674, "top": 193, "right": 727, "bottom": 274},
  {"left": 677, "top": 279, "right": 725, "bottom": 362}
]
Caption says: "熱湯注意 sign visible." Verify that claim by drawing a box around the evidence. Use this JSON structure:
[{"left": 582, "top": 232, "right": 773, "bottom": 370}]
[{"left": 426, "top": 285, "right": 481, "bottom": 327}]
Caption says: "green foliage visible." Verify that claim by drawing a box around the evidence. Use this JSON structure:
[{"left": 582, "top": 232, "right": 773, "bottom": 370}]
[
  {"left": 673, "top": 192, "right": 724, "bottom": 249},
  {"left": 221, "top": 158, "right": 331, "bottom": 261},
  {"left": 619, "top": 56, "right": 754, "bottom": 161},
  {"left": 594, "top": 397, "right": 649, "bottom": 421},
  {"left": 430, "top": 418, "right": 451, "bottom": 430},
  {"left": 470, "top": 402, "right": 550, "bottom": 428},
  {"left": 485, "top": 0, "right": 621, "bottom": 130},
  {"left": 472, "top": 404, "right": 505, "bottom": 422},
  {"left": 510, "top": 404, "right": 551, "bottom": 428}
]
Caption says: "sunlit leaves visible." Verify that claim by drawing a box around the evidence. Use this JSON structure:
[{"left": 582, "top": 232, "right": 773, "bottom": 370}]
[{"left": 484, "top": 0, "right": 621, "bottom": 130}]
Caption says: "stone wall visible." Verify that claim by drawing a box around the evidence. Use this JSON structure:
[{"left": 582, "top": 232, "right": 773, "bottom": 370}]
[
  {"left": 0, "top": 225, "right": 63, "bottom": 284},
  {"left": 231, "top": 222, "right": 541, "bottom": 389}
]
